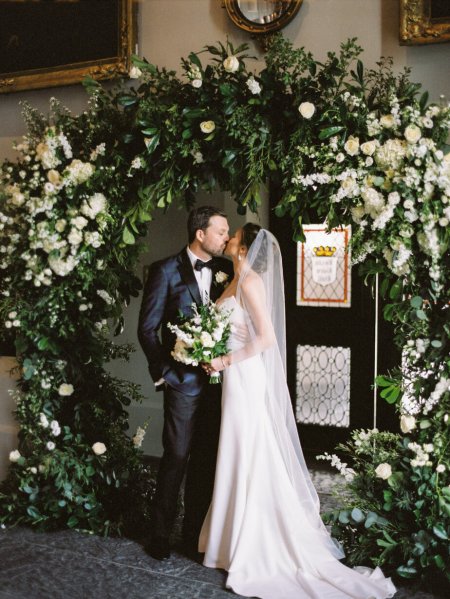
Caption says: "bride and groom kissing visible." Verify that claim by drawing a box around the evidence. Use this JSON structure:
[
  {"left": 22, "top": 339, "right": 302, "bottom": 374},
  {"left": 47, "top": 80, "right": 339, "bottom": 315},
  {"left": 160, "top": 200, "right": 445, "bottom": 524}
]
[{"left": 138, "top": 205, "right": 396, "bottom": 599}]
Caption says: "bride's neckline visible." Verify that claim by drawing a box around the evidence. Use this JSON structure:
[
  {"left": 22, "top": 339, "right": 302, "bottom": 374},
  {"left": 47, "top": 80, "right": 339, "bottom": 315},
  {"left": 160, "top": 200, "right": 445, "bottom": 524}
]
[{"left": 216, "top": 295, "right": 237, "bottom": 308}]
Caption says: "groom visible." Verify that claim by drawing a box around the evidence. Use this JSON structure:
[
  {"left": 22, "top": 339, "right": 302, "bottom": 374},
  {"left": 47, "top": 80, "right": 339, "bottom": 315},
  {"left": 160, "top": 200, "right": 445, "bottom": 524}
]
[{"left": 138, "top": 205, "right": 232, "bottom": 560}]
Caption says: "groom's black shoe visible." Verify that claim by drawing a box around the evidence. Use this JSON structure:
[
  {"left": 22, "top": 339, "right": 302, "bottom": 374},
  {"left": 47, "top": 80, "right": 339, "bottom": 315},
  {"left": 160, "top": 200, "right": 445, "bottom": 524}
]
[{"left": 144, "top": 536, "right": 171, "bottom": 561}]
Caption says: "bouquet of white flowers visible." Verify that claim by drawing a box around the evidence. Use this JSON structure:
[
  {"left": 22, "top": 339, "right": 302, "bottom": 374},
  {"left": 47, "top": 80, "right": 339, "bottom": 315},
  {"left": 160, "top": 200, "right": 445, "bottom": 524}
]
[{"left": 168, "top": 301, "right": 231, "bottom": 383}]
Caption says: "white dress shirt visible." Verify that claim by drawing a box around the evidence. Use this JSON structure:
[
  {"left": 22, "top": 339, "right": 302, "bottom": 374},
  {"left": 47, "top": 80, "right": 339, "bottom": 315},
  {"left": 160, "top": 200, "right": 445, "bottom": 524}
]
[{"left": 186, "top": 246, "right": 213, "bottom": 305}]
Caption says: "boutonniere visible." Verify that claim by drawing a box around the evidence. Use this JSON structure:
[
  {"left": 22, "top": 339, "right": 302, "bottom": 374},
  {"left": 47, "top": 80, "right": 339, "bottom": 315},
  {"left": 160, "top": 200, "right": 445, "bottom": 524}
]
[{"left": 214, "top": 271, "right": 229, "bottom": 287}]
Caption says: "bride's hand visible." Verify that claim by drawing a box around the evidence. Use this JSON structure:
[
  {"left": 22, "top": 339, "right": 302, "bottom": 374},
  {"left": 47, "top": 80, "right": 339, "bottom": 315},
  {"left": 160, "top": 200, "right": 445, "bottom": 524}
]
[{"left": 201, "top": 358, "right": 224, "bottom": 375}]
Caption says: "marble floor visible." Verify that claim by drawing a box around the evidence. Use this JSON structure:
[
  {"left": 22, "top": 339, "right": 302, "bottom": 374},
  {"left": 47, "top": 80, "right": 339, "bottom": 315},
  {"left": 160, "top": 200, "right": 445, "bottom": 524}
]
[{"left": 0, "top": 468, "right": 447, "bottom": 599}]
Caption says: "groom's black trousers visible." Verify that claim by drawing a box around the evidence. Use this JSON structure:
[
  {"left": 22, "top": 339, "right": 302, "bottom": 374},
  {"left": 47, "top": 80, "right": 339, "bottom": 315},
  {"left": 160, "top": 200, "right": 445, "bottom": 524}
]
[{"left": 151, "top": 382, "right": 222, "bottom": 542}]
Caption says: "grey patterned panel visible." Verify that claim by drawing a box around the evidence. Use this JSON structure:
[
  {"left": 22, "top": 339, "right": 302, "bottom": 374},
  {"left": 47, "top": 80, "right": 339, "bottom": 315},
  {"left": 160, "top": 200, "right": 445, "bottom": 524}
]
[{"left": 296, "top": 344, "right": 350, "bottom": 427}]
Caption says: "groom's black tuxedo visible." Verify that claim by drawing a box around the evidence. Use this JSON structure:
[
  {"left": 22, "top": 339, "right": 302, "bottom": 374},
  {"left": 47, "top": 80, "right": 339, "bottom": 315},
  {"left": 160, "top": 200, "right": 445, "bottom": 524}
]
[
  {"left": 138, "top": 248, "right": 232, "bottom": 394},
  {"left": 138, "top": 247, "right": 233, "bottom": 546}
]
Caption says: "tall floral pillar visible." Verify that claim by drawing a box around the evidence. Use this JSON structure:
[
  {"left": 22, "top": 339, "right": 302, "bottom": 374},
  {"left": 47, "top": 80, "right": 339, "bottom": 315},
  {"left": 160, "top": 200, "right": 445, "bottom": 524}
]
[{"left": 0, "top": 356, "right": 18, "bottom": 480}]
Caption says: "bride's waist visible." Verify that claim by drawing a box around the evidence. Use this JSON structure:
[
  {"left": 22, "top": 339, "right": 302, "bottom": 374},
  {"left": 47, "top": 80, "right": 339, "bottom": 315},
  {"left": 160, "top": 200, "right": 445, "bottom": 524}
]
[{"left": 228, "top": 339, "right": 246, "bottom": 351}]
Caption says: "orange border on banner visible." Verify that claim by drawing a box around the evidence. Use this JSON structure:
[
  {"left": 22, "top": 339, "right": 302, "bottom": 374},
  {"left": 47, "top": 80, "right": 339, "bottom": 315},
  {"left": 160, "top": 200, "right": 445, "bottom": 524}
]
[{"left": 299, "top": 227, "right": 349, "bottom": 303}]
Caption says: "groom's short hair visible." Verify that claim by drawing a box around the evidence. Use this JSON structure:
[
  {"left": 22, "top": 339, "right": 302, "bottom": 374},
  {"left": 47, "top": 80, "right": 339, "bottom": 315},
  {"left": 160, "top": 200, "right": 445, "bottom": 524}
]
[{"left": 187, "top": 205, "right": 227, "bottom": 244}]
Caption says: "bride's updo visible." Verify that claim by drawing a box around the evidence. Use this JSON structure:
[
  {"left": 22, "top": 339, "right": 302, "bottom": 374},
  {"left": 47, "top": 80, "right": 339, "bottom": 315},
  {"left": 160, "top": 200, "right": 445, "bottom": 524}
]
[{"left": 241, "top": 223, "right": 261, "bottom": 250}]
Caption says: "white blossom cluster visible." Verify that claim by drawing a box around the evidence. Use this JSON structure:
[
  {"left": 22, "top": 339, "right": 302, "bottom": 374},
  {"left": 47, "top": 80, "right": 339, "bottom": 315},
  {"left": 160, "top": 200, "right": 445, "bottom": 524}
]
[
  {"left": 289, "top": 95, "right": 450, "bottom": 291},
  {"left": 186, "top": 62, "right": 203, "bottom": 88},
  {"left": 39, "top": 413, "right": 61, "bottom": 437},
  {"left": 407, "top": 441, "right": 434, "bottom": 468},
  {"left": 316, "top": 452, "right": 356, "bottom": 482},
  {"left": 0, "top": 128, "right": 109, "bottom": 291},
  {"left": 132, "top": 426, "right": 147, "bottom": 448}
]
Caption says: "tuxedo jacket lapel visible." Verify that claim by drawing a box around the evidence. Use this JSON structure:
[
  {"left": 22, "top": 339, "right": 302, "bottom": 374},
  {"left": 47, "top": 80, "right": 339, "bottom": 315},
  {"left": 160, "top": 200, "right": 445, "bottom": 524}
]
[
  {"left": 209, "top": 265, "right": 220, "bottom": 302},
  {"left": 177, "top": 249, "right": 202, "bottom": 305}
]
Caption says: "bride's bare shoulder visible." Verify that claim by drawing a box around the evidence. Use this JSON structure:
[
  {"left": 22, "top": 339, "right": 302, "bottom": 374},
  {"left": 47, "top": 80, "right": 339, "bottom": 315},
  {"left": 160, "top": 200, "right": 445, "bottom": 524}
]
[{"left": 241, "top": 271, "right": 264, "bottom": 294}]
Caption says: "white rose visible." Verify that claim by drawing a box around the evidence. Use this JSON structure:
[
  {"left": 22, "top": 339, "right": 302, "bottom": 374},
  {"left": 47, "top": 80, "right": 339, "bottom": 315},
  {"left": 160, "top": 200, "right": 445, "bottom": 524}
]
[
  {"left": 58, "top": 383, "right": 74, "bottom": 396},
  {"left": 351, "top": 205, "right": 365, "bottom": 224},
  {"left": 380, "top": 114, "right": 396, "bottom": 129},
  {"left": 298, "top": 102, "right": 315, "bottom": 119},
  {"left": 360, "top": 141, "right": 377, "bottom": 156},
  {"left": 336, "top": 153, "right": 345, "bottom": 163},
  {"left": 71, "top": 216, "right": 88, "bottom": 230},
  {"left": 30, "top": 467, "right": 37, "bottom": 474},
  {"left": 129, "top": 66, "right": 142, "bottom": 79},
  {"left": 9, "top": 449, "right": 21, "bottom": 463},
  {"left": 375, "top": 463, "right": 392, "bottom": 480},
  {"left": 50, "top": 420, "right": 61, "bottom": 436},
  {"left": 46, "top": 441, "right": 55, "bottom": 451},
  {"left": 39, "top": 413, "right": 49, "bottom": 428},
  {"left": 200, "top": 331, "right": 215, "bottom": 348},
  {"left": 344, "top": 136, "right": 360, "bottom": 156},
  {"left": 341, "top": 177, "right": 357, "bottom": 193},
  {"left": 68, "top": 228, "right": 83, "bottom": 246},
  {"left": 404, "top": 124, "right": 421, "bottom": 144},
  {"left": 223, "top": 55, "right": 239, "bottom": 73},
  {"left": 80, "top": 193, "right": 107, "bottom": 219},
  {"left": 192, "top": 78, "right": 202, "bottom": 88},
  {"left": 92, "top": 442, "right": 107, "bottom": 455},
  {"left": 436, "top": 464, "right": 446, "bottom": 473},
  {"left": 400, "top": 414, "right": 416, "bottom": 434},
  {"left": 11, "top": 191, "right": 25, "bottom": 206},
  {"left": 200, "top": 121, "right": 215, "bottom": 134},
  {"left": 55, "top": 219, "right": 67, "bottom": 233},
  {"left": 47, "top": 169, "right": 61, "bottom": 185}
]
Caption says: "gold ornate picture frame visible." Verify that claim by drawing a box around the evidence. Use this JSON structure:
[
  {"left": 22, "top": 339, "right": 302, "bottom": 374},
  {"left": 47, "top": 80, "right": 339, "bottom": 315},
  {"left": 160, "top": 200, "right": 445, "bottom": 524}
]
[
  {"left": 0, "top": 0, "right": 136, "bottom": 94},
  {"left": 400, "top": 0, "right": 450, "bottom": 45}
]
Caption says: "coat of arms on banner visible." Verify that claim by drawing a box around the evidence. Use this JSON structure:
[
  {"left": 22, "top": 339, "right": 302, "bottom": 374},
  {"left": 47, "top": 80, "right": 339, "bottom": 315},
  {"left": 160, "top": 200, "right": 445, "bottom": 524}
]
[{"left": 297, "top": 226, "right": 351, "bottom": 308}]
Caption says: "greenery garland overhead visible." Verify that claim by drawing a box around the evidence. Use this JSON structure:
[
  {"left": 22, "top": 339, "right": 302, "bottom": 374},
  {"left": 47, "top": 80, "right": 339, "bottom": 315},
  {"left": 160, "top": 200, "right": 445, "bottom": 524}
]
[{"left": 0, "top": 35, "right": 449, "bottom": 585}]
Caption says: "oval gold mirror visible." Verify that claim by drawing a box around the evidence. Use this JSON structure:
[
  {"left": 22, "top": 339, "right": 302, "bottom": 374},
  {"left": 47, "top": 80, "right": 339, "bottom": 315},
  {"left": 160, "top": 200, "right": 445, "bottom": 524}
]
[{"left": 224, "top": 0, "right": 303, "bottom": 34}]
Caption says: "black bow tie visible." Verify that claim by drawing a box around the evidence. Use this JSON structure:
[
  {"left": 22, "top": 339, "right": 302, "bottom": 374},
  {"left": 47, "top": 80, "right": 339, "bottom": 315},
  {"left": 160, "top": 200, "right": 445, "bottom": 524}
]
[{"left": 194, "top": 259, "right": 213, "bottom": 272}]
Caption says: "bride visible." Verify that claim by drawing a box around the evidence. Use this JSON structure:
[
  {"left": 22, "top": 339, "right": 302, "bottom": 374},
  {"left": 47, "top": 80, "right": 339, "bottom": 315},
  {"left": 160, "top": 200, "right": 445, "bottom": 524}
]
[{"left": 199, "top": 224, "right": 396, "bottom": 599}]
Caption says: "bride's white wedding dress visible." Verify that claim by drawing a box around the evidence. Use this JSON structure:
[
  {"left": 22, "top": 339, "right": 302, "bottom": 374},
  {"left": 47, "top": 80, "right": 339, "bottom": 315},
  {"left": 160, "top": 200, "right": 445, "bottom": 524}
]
[{"left": 199, "top": 296, "right": 396, "bottom": 599}]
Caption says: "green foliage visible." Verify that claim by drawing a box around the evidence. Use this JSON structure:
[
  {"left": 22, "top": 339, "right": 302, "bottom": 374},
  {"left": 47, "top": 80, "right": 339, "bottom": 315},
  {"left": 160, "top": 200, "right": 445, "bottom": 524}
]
[
  {"left": 0, "top": 36, "right": 449, "bottom": 584},
  {"left": 321, "top": 427, "right": 450, "bottom": 585}
]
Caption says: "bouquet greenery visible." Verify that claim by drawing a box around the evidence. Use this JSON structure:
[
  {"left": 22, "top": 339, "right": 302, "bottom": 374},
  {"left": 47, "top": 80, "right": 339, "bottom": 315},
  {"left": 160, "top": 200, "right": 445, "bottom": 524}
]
[{"left": 168, "top": 301, "right": 231, "bottom": 383}]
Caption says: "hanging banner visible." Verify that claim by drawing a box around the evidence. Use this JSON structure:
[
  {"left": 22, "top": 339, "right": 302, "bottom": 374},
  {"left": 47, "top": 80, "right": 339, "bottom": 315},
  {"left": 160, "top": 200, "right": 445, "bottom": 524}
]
[{"left": 297, "top": 225, "right": 351, "bottom": 308}]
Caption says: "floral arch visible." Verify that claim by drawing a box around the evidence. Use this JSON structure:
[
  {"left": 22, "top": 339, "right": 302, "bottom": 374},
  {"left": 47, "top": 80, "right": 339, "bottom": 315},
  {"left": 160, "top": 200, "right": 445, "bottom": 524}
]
[{"left": 0, "top": 36, "right": 449, "bottom": 584}]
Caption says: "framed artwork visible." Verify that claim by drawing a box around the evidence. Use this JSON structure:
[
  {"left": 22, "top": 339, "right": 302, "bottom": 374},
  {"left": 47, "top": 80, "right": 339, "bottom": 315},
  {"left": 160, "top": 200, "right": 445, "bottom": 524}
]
[
  {"left": 0, "top": 0, "right": 136, "bottom": 94},
  {"left": 400, "top": 0, "right": 450, "bottom": 45},
  {"left": 296, "top": 225, "right": 351, "bottom": 308}
]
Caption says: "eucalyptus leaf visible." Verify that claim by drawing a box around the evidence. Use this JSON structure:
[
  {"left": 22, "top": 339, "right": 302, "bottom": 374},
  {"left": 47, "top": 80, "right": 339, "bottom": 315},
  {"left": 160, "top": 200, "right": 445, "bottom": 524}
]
[{"left": 351, "top": 507, "right": 365, "bottom": 523}]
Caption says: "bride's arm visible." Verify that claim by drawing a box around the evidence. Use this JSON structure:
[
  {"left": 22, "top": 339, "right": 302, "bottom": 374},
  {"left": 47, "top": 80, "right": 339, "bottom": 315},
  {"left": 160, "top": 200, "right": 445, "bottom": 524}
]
[{"left": 210, "top": 273, "right": 276, "bottom": 371}]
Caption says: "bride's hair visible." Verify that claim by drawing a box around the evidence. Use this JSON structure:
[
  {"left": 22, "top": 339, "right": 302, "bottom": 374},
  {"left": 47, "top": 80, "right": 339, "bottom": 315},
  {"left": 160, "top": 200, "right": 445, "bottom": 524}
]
[
  {"left": 241, "top": 223, "right": 261, "bottom": 250},
  {"left": 241, "top": 223, "right": 267, "bottom": 273}
]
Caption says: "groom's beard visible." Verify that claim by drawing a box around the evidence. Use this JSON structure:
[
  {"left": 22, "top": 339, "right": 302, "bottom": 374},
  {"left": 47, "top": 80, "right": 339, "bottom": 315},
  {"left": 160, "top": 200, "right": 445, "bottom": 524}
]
[{"left": 201, "top": 242, "right": 227, "bottom": 257}]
